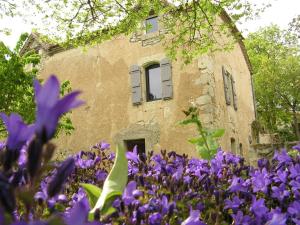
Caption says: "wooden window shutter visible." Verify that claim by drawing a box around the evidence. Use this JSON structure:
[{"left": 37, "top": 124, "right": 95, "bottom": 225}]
[
  {"left": 160, "top": 58, "right": 173, "bottom": 99},
  {"left": 231, "top": 75, "right": 238, "bottom": 110},
  {"left": 129, "top": 65, "right": 142, "bottom": 105},
  {"left": 222, "top": 66, "right": 231, "bottom": 105}
]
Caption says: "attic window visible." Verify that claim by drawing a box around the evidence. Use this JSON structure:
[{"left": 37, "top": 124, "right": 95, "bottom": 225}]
[{"left": 145, "top": 16, "right": 158, "bottom": 33}]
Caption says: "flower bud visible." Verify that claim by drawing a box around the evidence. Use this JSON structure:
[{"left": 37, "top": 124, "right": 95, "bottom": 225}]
[{"left": 47, "top": 157, "right": 75, "bottom": 198}]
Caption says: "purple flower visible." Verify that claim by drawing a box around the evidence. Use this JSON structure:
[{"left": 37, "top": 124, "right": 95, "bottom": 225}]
[
  {"left": 172, "top": 165, "right": 184, "bottom": 181},
  {"left": 182, "top": 209, "right": 206, "bottom": 225},
  {"left": 289, "top": 164, "right": 300, "bottom": 179},
  {"left": 273, "top": 169, "right": 288, "bottom": 183},
  {"left": 122, "top": 181, "right": 142, "bottom": 205},
  {"left": 183, "top": 175, "right": 192, "bottom": 184},
  {"left": 228, "top": 176, "right": 247, "bottom": 192},
  {"left": 0, "top": 113, "right": 34, "bottom": 171},
  {"left": 251, "top": 168, "right": 270, "bottom": 193},
  {"left": 34, "top": 191, "right": 47, "bottom": 202},
  {"left": 290, "top": 180, "right": 300, "bottom": 192},
  {"left": 257, "top": 158, "right": 269, "bottom": 169},
  {"left": 47, "top": 157, "right": 75, "bottom": 198},
  {"left": 224, "top": 196, "right": 244, "bottom": 211},
  {"left": 273, "top": 149, "right": 291, "bottom": 165},
  {"left": 148, "top": 212, "right": 162, "bottom": 225},
  {"left": 287, "top": 201, "right": 300, "bottom": 216},
  {"left": 0, "top": 113, "right": 34, "bottom": 151},
  {"left": 0, "top": 141, "right": 5, "bottom": 151},
  {"left": 95, "top": 170, "right": 107, "bottom": 181},
  {"left": 250, "top": 198, "right": 268, "bottom": 218},
  {"left": 108, "top": 152, "right": 115, "bottom": 161},
  {"left": 57, "top": 194, "right": 67, "bottom": 202},
  {"left": 266, "top": 213, "right": 286, "bottom": 225},
  {"left": 126, "top": 145, "right": 139, "bottom": 163},
  {"left": 18, "top": 147, "right": 27, "bottom": 167},
  {"left": 65, "top": 198, "right": 90, "bottom": 225},
  {"left": 161, "top": 195, "right": 175, "bottom": 216},
  {"left": 34, "top": 75, "right": 84, "bottom": 142},
  {"left": 75, "top": 157, "right": 94, "bottom": 169},
  {"left": 70, "top": 188, "right": 87, "bottom": 206},
  {"left": 271, "top": 184, "right": 290, "bottom": 202},
  {"left": 100, "top": 141, "right": 110, "bottom": 150},
  {"left": 231, "top": 211, "right": 251, "bottom": 225},
  {"left": 292, "top": 143, "right": 300, "bottom": 152}
]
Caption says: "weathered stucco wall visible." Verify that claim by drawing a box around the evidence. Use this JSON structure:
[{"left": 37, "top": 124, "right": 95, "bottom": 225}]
[
  {"left": 39, "top": 33, "right": 255, "bottom": 159},
  {"left": 213, "top": 45, "right": 256, "bottom": 159}
]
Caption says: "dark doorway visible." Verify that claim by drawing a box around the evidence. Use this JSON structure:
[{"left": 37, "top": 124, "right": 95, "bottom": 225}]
[{"left": 125, "top": 139, "right": 146, "bottom": 155}]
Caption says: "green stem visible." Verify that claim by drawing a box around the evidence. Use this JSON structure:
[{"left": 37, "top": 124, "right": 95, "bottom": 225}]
[{"left": 196, "top": 118, "right": 211, "bottom": 158}]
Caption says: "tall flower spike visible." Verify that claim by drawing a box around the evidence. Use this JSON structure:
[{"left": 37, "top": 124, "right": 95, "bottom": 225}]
[
  {"left": 0, "top": 113, "right": 34, "bottom": 152},
  {"left": 0, "top": 113, "right": 34, "bottom": 171},
  {"left": 47, "top": 157, "right": 75, "bottom": 198},
  {"left": 34, "top": 75, "right": 84, "bottom": 142}
]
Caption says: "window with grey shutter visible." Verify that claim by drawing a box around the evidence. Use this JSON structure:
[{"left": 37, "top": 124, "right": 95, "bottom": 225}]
[
  {"left": 145, "top": 64, "right": 162, "bottom": 101},
  {"left": 129, "top": 65, "right": 142, "bottom": 105},
  {"left": 222, "top": 66, "right": 231, "bottom": 105},
  {"left": 160, "top": 58, "right": 173, "bottom": 99},
  {"left": 231, "top": 75, "right": 238, "bottom": 110}
]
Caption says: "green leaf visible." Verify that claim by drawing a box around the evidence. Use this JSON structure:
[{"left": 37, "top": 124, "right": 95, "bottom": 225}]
[
  {"left": 178, "top": 118, "right": 197, "bottom": 125},
  {"left": 211, "top": 129, "right": 225, "bottom": 138},
  {"left": 196, "top": 145, "right": 211, "bottom": 160},
  {"left": 80, "top": 183, "right": 102, "bottom": 208},
  {"left": 90, "top": 145, "right": 128, "bottom": 216},
  {"left": 188, "top": 137, "right": 205, "bottom": 145},
  {"left": 54, "top": 203, "right": 65, "bottom": 212}
]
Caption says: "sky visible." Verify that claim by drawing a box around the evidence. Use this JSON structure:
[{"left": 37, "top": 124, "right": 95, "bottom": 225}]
[{"left": 0, "top": 0, "right": 299, "bottom": 50}]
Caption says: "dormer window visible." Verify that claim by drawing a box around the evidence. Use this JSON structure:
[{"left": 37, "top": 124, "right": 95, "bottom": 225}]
[{"left": 145, "top": 16, "right": 158, "bottom": 33}]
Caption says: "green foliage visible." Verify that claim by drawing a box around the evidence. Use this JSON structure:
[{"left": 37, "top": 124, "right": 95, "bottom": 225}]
[
  {"left": 179, "top": 106, "right": 224, "bottom": 160},
  {"left": 80, "top": 183, "right": 102, "bottom": 208},
  {"left": 90, "top": 145, "right": 128, "bottom": 217},
  {"left": 245, "top": 25, "right": 300, "bottom": 141},
  {"left": 289, "top": 14, "right": 300, "bottom": 38},
  {"left": 0, "top": 34, "right": 75, "bottom": 138},
  {"left": 0, "top": 36, "right": 38, "bottom": 136},
  {"left": 0, "top": 0, "right": 16, "bottom": 18},
  {"left": 16, "top": 0, "right": 269, "bottom": 64}
]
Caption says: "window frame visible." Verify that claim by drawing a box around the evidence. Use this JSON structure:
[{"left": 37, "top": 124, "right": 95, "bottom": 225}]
[
  {"left": 222, "top": 67, "right": 237, "bottom": 110},
  {"left": 145, "top": 63, "right": 162, "bottom": 102},
  {"left": 145, "top": 15, "right": 159, "bottom": 34}
]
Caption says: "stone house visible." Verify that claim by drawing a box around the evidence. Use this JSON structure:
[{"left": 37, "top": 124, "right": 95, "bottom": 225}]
[{"left": 20, "top": 13, "right": 256, "bottom": 159}]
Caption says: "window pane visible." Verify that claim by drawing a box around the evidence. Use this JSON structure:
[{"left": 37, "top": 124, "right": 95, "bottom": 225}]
[
  {"left": 145, "top": 17, "right": 158, "bottom": 33},
  {"left": 146, "top": 64, "right": 162, "bottom": 101}
]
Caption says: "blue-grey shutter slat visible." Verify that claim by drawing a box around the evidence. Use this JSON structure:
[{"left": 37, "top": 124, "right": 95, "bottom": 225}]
[
  {"left": 130, "top": 65, "right": 142, "bottom": 105},
  {"left": 160, "top": 58, "right": 173, "bottom": 99},
  {"left": 231, "top": 75, "right": 238, "bottom": 110},
  {"left": 222, "top": 66, "right": 231, "bottom": 105}
]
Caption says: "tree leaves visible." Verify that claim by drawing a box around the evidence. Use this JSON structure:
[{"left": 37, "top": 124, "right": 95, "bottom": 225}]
[
  {"left": 245, "top": 25, "right": 300, "bottom": 141},
  {"left": 13, "top": 0, "right": 267, "bottom": 65}
]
